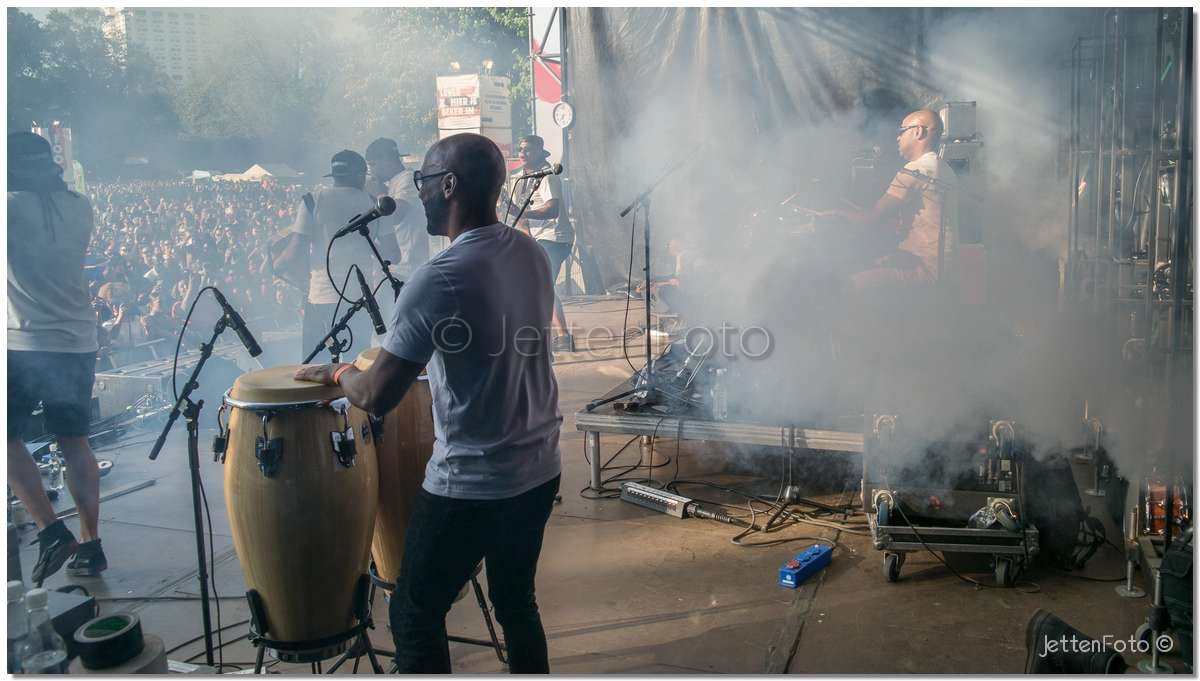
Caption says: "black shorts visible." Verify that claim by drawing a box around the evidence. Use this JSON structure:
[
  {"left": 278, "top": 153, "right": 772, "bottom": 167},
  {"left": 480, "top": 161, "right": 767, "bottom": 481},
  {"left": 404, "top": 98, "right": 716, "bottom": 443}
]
[
  {"left": 8, "top": 350, "right": 97, "bottom": 439},
  {"left": 537, "top": 240, "right": 572, "bottom": 285}
]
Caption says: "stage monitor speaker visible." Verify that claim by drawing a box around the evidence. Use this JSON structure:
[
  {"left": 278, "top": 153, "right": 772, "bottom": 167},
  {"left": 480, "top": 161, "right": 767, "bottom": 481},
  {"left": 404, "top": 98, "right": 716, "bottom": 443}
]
[{"left": 92, "top": 352, "right": 245, "bottom": 420}]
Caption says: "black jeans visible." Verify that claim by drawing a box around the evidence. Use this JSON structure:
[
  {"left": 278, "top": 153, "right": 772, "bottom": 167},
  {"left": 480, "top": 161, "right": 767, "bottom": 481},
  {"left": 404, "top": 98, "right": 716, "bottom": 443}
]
[{"left": 389, "top": 475, "right": 560, "bottom": 674}]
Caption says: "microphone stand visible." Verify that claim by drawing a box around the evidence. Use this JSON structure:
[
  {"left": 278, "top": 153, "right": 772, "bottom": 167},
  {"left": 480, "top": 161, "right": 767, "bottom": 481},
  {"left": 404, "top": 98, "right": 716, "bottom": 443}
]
[
  {"left": 344, "top": 223, "right": 404, "bottom": 303},
  {"left": 511, "top": 176, "right": 544, "bottom": 229},
  {"left": 147, "top": 314, "right": 235, "bottom": 667},
  {"left": 312, "top": 218, "right": 404, "bottom": 365},
  {"left": 586, "top": 157, "right": 692, "bottom": 413},
  {"left": 302, "top": 297, "right": 370, "bottom": 364}
]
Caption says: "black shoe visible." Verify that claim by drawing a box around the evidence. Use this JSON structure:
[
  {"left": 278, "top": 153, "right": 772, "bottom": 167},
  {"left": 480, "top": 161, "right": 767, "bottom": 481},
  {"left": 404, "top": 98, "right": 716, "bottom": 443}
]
[
  {"left": 31, "top": 521, "right": 79, "bottom": 585},
  {"left": 66, "top": 539, "right": 108, "bottom": 577},
  {"left": 1024, "top": 609, "right": 1128, "bottom": 674}
]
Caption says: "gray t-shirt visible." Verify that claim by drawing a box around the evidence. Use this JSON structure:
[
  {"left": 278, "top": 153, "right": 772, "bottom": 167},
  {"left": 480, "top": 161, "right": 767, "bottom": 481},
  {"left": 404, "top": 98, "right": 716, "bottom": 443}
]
[
  {"left": 381, "top": 223, "right": 562, "bottom": 500},
  {"left": 290, "top": 184, "right": 380, "bottom": 305},
  {"left": 7, "top": 191, "right": 99, "bottom": 353}
]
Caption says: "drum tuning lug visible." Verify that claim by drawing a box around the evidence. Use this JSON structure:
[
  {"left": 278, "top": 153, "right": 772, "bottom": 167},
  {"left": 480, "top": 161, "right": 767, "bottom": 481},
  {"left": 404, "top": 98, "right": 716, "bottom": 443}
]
[
  {"left": 369, "top": 414, "right": 385, "bottom": 444},
  {"left": 255, "top": 436, "right": 283, "bottom": 477},
  {"left": 212, "top": 433, "right": 228, "bottom": 462},
  {"left": 331, "top": 428, "right": 357, "bottom": 468}
]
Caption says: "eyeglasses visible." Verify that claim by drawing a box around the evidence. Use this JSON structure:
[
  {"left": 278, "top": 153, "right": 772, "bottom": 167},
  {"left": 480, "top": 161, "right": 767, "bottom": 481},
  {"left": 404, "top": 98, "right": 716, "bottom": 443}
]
[
  {"left": 413, "top": 169, "right": 455, "bottom": 191},
  {"left": 897, "top": 125, "right": 927, "bottom": 136}
]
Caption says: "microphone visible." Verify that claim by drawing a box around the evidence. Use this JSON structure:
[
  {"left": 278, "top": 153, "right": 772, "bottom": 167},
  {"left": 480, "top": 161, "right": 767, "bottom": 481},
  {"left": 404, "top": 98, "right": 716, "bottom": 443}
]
[
  {"left": 333, "top": 196, "right": 397, "bottom": 239},
  {"left": 212, "top": 288, "right": 263, "bottom": 357},
  {"left": 355, "top": 267, "right": 387, "bottom": 335},
  {"left": 517, "top": 163, "right": 563, "bottom": 181}
]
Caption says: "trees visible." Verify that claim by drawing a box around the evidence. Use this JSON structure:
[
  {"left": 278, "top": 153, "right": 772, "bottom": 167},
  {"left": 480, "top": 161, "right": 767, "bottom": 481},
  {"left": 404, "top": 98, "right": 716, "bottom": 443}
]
[
  {"left": 7, "top": 8, "right": 180, "bottom": 175},
  {"left": 8, "top": 8, "right": 532, "bottom": 175},
  {"left": 334, "top": 8, "right": 532, "bottom": 156}
]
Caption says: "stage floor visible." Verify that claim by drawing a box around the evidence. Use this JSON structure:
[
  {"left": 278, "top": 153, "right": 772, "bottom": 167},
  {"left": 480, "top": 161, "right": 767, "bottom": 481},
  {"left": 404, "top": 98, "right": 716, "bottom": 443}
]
[{"left": 16, "top": 297, "right": 1176, "bottom": 674}]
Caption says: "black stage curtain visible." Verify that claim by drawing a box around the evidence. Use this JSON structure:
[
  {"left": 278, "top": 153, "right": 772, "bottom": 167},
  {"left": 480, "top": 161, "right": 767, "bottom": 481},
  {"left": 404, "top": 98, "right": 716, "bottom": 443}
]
[{"left": 564, "top": 8, "right": 932, "bottom": 287}]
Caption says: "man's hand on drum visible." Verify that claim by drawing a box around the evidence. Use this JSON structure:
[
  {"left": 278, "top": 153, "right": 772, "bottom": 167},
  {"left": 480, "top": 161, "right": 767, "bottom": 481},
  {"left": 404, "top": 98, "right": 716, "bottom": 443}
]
[{"left": 294, "top": 363, "right": 339, "bottom": 386}]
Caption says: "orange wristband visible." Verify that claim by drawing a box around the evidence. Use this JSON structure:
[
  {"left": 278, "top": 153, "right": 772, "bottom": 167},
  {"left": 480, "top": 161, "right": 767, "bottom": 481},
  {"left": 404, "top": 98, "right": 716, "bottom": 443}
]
[{"left": 332, "top": 363, "right": 353, "bottom": 385}]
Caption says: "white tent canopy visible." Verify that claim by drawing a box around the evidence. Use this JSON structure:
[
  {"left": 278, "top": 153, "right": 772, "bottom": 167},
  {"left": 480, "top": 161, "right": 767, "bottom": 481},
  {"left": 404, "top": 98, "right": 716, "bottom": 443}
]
[{"left": 216, "top": 163, "right": 304, "bottom": 182}]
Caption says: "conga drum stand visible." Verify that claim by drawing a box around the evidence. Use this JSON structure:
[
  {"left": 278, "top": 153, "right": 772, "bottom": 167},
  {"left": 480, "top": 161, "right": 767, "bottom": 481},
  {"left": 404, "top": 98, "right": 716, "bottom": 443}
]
[
  {"left": 368, "top": 560, "right": 508, "bottom": 667},
  {"left": 247, "top": 575, "right": 386, "bottom": 674}
]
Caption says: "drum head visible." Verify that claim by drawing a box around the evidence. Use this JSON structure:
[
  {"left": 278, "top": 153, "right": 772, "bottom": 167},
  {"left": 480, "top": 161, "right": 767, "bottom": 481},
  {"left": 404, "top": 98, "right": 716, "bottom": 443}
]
[
  {"left": 354, "top": 348, "right": 427, "bottom": 380},
  {"left": 230, "top": 365, "right": 345, "bottom": 403},
  {"left": 354, "top": 347, "right": 382, "bottom": 371}
]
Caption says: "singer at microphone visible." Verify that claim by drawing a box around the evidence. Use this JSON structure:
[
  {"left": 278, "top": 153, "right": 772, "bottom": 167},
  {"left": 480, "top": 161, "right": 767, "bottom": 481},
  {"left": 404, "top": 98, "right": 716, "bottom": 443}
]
[
  {"left": 290, "top": 149, "right": 398, "bottom": 361},
  {"left": 503, "top": 135, "right": 576, "bottom": 353}
]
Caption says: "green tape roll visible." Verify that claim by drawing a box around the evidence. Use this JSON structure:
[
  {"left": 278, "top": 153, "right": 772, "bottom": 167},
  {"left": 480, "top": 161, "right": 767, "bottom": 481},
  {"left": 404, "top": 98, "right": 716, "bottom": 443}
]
[{"left": 73, "top": 612, "right": 145, "bottom": 670}]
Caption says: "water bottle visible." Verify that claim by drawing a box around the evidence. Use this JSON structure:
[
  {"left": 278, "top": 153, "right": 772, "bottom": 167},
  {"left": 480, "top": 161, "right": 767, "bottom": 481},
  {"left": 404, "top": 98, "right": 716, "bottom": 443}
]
[
  {"left": 45, "top": 445, "right": 64, "bottom": 493},
  {"left": 7, "top": 581, "right": 28, "bottom": 673},
  {"left": 16, "top": 588, "right": 69, "bottom": 674},
  {"left": 710, "top": 368, "right": 728, "bottom": 421}
]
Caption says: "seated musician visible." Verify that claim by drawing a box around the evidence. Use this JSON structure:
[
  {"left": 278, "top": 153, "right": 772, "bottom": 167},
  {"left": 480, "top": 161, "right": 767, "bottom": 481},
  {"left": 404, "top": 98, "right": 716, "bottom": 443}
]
[
  {"left": 295, "top": 133, "right": 561, "bottom": 674},
  {"left": 638, "top": 236, "right": 701, "bottom": 328},
  {"left": 818, "top": 109, "right": 959, "bottom": 296}
]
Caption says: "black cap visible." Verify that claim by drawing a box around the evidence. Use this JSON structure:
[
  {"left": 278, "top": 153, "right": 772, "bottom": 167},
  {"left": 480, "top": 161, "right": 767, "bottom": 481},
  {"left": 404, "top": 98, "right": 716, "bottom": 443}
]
[
  {"left": 365, "top": 137, "right": 405, "bottom": 161},
  {"left": 325, "top": 149, "right": 368, "bottom": 178},
  {"left": 518, "top": 135, "right": 551, "bottom": 158},
  {"left": 8, "top": 132, "right": 60, "bottom": 177}
]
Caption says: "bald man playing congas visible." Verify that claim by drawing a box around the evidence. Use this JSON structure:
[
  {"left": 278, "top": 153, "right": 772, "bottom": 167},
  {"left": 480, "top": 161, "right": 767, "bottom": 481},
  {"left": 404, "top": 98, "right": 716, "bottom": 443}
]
[{"left": 296, "top": 133, "right": 561, "bottom": 674}]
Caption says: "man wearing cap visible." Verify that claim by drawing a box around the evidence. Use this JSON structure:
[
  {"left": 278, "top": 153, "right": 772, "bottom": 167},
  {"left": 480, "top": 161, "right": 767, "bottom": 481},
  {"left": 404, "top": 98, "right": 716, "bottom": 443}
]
[
  {"left": 365, "top": 137, "right": 429, "bottom": 281},
  {"left": 7, "top": 132, "right": 109, "bottom": 581},
  {"left": 289, "top": 150, "right": 385, "bottom": 360},
  {"left": 503, "top": 135, "right": 575, "bottom": 352}
]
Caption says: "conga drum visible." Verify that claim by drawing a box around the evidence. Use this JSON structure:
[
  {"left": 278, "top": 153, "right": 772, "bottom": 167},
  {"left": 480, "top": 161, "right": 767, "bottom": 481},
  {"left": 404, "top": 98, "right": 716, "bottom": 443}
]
[
  {"left": 351, "top": 347, "right": 435, "bottom": 588},
  {"left": 222, "top": 366, "right": 378, "bottom": 661}
]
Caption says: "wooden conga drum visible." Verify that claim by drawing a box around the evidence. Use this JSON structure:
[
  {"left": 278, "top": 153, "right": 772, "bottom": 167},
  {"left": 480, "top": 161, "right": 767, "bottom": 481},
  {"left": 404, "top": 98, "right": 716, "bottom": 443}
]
[
  {"left": 222, "top": 366, "right": 378, "bottom": 660},
  {"left": 351, "top": 347, "right": 435, "bottom": 587}
]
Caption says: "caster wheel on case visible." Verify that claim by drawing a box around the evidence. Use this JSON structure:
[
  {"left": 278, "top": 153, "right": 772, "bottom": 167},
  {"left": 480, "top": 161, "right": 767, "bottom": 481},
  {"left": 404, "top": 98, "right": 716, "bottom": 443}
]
[
  {"left": 995, "top": 557, "right": 1015, "bottom": 587},
  {"left": 884, "top": 552, "right": 903, "bottom": 582}
]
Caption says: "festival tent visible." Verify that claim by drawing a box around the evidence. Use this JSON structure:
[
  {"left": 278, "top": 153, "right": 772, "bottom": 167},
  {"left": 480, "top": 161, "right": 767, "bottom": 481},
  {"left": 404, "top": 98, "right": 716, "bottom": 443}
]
[{"left": 217, "top": 163, "right": 304, "bottom": 182}]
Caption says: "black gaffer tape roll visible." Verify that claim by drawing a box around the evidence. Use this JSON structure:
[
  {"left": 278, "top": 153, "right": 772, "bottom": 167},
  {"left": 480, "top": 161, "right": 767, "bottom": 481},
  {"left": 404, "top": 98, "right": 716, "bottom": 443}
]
[{"left": 73, "top": 612, "right": 145, "bottom": 669}]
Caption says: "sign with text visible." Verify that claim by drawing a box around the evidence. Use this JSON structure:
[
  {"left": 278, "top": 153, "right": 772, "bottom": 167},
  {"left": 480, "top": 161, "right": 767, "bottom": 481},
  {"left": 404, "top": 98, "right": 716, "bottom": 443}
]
[{"left": 436, "top": 74, "right": 512, "bottom": 131}]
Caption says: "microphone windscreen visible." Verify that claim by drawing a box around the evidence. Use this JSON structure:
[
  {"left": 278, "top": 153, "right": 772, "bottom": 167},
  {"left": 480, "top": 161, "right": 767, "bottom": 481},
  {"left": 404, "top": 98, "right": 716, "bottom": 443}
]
[
  {"left": 376, "top": 195, "right": 397, "bottom": 216},
  {"left": 552, "top": 163, "right": 563, "bottom": 175}
]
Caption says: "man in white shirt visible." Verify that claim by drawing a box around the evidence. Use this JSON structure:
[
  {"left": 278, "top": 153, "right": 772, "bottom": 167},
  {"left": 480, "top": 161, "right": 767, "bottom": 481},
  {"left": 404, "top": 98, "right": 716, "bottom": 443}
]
[
  {"left": 289, "top": 150, "right": 390, "bottom": 361},
  {"left": 503, "top": 135, "right": 575, "bottom": 352},
  {"left": 365, "top": 137, "right": 429, "bottom": 280},
  {"left": 295, "top": 132, "right": 561, "bottom": 673},
  {"left": 819, "top": 109, "right": 959, "bottom": 292},
  {"left": 7, "top": 132, "right": 108, "bottom": 582}
]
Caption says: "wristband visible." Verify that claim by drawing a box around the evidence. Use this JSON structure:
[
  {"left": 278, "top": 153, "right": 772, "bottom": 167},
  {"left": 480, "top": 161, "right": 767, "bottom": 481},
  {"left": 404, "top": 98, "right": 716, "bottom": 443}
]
[{"left": 332, "top": 363, "right": 353, "bottom": 385}]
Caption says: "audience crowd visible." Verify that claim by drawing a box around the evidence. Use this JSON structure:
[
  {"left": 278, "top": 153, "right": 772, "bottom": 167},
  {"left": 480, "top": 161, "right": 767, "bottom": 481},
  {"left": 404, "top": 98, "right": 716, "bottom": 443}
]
[{"left": 85, "top": 178, "right": 305, "bottom": 367}]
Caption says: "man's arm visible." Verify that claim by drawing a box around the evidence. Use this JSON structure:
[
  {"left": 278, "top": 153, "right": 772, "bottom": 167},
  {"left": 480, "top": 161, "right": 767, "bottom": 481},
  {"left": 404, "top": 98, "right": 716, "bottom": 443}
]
[
  {"left": 293, "top": 349, "right": 423, "bottom": 416},
  {"left": 825, "top": 192, "right": 903, "bottom": 226},
  {"left": 522, "top": 197, "right": 560, "bottom": 221}
]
